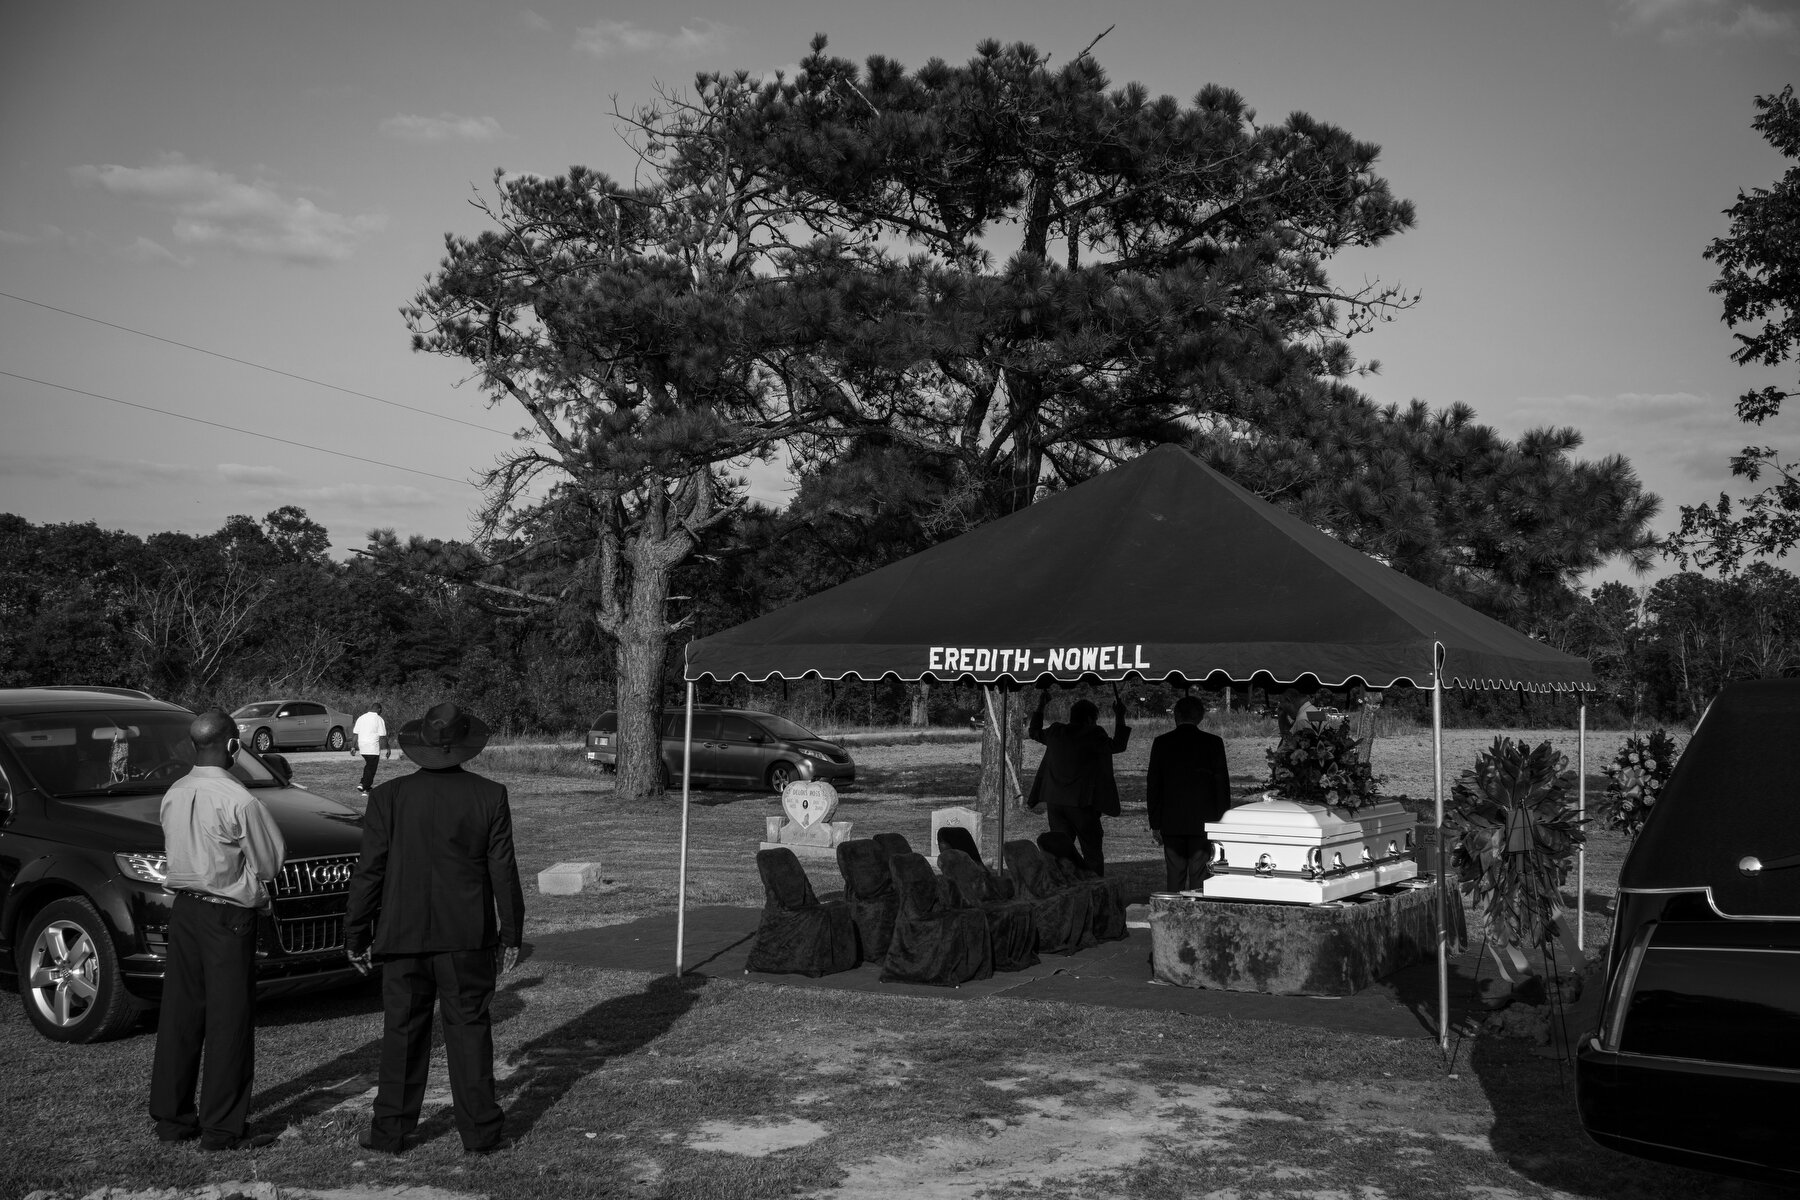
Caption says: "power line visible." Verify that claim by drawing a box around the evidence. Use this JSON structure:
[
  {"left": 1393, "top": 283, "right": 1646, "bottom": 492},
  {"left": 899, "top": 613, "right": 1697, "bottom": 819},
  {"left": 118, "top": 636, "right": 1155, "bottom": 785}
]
[
  {"left": 1, "top": 370, "right": 477, "bottom": 487},
  {"left": 0, "top": 290, "right": 518, "bottom": 438}
]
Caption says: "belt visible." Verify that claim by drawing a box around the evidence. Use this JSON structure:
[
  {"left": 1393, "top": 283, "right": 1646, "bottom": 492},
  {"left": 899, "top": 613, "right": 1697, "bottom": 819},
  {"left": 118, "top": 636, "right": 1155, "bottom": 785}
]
[{"left": 176, "top": 891, "right": 242, "bottom": 907}]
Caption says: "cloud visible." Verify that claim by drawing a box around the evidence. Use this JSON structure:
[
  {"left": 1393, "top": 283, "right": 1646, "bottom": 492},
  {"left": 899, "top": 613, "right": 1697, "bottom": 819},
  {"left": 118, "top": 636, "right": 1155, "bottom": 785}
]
[
  {"left": 0, "top": 453, "right": 188, "bottom": 489},
  {"left": 69, "top": 153, "right": 386, "bottom": 265},
  {"left": 124, "top": 236, "right": 191, "bottom": 267},
  {"left": 379, "top": 112, "right": 506, "bottom": 143},
  {"left": 1615, "top": 0, "right": 1799, "bottom": 42},
  {"left": 522, "top": 9, "right": 552, "bottom": 32},
  {"left": 573, "top": 18, "right": 733, "bottom": 59},
  {"left": 215, "top": 463, "right": 437, "bottom": 509}
]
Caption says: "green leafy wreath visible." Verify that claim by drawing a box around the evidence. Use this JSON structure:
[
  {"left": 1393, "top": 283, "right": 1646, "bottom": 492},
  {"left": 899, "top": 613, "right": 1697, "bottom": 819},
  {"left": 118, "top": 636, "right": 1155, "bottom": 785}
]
[{"left": 1450, "top": 737, "right": 1587, "bottom": 950}]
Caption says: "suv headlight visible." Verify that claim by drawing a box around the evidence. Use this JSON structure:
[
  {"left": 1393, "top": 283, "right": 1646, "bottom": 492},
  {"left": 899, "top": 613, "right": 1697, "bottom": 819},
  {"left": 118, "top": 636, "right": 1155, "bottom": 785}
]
[
  {"left": 116, "top": 852, "right": 169, "bottom": 884},
  {"left": 798, "top": 747, "right": 831, "bottom": 762}
]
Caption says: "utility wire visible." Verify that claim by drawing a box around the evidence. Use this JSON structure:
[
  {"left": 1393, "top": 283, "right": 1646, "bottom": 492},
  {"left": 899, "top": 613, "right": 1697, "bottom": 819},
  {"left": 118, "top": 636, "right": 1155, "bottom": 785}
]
[
  {"left": 1, "top": 370, "right": 476, "bottom": 487},
  {"left": 0, "top": 290, "right": 518, "bottom": 439}
]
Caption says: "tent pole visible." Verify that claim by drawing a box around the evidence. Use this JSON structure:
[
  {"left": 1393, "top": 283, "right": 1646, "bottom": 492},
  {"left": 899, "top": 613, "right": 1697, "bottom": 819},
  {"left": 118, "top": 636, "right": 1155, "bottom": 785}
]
[
  {"left": 1433, "top": 648, "right": 1448, "bottom": 1056},
  {"left": 1578, "top": 697, "right": 1587, "bottom": 953},
  {"left": 987, "top": 685, "right": 1007, "bottom": 876},
  {"left": 675, "top": 681, "right": 694, "bottom": 976}
]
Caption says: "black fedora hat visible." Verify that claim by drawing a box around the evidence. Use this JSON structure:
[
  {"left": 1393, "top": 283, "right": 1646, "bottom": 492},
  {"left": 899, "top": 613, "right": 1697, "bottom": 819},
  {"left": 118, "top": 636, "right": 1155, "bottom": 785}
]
[{"left": 398, "top": 702, "right": 490, "bottom": 768}]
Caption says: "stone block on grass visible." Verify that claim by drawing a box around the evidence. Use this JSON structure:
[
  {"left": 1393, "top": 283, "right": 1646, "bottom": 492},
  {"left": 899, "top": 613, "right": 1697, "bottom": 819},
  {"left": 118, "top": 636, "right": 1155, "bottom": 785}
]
[{"left": 538, "top": 861, "right": 603, "bottom": 895}]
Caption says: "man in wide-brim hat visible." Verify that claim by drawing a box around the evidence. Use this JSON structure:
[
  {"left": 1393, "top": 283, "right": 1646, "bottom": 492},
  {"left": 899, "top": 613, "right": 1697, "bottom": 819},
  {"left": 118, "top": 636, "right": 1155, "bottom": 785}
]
[{"left": 344, "top": 702, "right": 525, "bottom": 1155}]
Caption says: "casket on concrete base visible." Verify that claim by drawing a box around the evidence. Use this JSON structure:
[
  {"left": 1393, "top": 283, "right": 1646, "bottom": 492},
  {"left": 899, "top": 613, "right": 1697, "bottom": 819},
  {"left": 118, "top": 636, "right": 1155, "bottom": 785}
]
[{"left": 1202, "top": 796, "right": 1416, "bottom": 903}]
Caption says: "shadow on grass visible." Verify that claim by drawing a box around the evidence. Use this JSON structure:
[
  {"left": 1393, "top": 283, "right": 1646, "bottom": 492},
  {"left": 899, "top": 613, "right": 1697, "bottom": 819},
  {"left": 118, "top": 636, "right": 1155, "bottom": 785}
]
[
  {"left": 489, "top": 972, "right": 708, "bottom": 1142},
  {"left": 250, "top": 972, "right": 537, "bottom": 1132}
]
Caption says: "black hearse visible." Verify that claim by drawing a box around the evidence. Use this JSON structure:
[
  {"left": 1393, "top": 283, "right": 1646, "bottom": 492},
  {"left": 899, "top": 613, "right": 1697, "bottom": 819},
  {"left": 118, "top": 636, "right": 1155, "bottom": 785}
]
[
  {"left": 1576, "top": 679, "right": 1800, "bottom": 1187},
  {"left": 0, "top": 688, "right": 365, "bottom": 1042}
]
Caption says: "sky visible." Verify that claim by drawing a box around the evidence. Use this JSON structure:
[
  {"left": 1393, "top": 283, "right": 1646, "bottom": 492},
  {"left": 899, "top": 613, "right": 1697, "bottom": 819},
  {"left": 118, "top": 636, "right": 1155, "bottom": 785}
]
[{"left": 4, "top": 0, "right": 1799, "bottom": 593}]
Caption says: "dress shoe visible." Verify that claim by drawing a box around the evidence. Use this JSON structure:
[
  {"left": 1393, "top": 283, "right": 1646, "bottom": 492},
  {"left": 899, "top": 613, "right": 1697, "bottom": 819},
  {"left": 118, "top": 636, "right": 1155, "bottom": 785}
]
[
  {"left": 358, "top": 1130, "right": 405, "bottom": 1155},
  {"left": 200, "top": 1131, "right": 277, "bottom": 1152},
  {"left": 464, "top": 1136, "right": 513, "bottom": 1156},
  {"left": 156, "top": 1127, "right": 198, "bottom": 1144}
]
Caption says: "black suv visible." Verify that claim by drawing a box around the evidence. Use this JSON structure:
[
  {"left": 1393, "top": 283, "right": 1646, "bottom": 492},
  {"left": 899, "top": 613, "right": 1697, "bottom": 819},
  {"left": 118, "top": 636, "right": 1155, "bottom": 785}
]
[
  {"left": 585, "top": 705, "right": 856, "bottom": 792},
  {"left": 1577, "top": 679, "right": 1800, "bottom": 1186},
  {"left": 0, "top": 688, "right": 365, "bottom": 1042}
]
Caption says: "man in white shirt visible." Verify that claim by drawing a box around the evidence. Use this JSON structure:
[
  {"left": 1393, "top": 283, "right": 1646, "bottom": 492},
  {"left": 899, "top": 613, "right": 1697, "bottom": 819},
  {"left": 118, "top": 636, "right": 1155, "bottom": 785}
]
[
  {"left": 150, "top": 708, "right": 286, "bottom": 1151},
  {"left": 354, "top": 703, "right": 391, "bottom": 795}
]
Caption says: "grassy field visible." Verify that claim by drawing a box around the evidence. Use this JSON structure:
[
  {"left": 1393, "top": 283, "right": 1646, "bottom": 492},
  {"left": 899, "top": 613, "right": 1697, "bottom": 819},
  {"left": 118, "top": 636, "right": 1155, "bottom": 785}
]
[{"left": 6, "top": 723, "right": 1774, "bottom": 1200}]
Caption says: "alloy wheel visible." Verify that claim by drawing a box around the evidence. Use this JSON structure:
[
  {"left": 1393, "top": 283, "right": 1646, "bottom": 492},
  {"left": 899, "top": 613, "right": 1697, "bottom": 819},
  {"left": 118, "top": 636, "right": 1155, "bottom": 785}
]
[{"left": 25, "top": 920, "right": 99, "bottom": 1029}]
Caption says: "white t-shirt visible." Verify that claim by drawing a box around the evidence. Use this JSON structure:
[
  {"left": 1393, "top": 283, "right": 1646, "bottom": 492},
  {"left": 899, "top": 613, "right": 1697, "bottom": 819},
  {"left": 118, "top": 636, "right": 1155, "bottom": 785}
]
[{"left": 353, "top": 711, "right": 387, "bottom": 755}]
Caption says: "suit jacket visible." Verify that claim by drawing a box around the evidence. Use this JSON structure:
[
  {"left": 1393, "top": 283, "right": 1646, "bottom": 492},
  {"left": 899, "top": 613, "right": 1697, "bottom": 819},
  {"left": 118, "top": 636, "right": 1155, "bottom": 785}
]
[
  {"left": 1026, "top": 712, "right": 1130, "bottom": 817},
  {"left": 345, "top": 765, "right": 525, "bottom": 956},
  {"left": 1145, "top": 724, "right": 1231, "bottom": 836}
]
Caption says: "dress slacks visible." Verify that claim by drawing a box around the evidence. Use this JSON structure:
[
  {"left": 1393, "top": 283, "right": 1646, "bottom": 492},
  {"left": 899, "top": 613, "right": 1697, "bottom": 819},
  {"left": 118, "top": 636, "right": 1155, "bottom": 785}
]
[
  {"left": 369, "top": 949, "right": 503, "bottom": 1151},
  {"left": 149, "top": 893, "right": 259, "bottom": 1147},
  {"left": 1047, "top": 806, "right": 1106, "bottom": 876},
  {"left": 1161, "top": 833, "right": 1212, "bottom": 891}
]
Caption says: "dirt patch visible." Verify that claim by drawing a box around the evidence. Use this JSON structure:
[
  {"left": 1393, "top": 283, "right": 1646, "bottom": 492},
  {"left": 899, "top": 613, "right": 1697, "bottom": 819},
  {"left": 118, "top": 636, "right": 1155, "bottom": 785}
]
[{"left": 686, "top": 1116, "right": 830, "bottom": 1156}]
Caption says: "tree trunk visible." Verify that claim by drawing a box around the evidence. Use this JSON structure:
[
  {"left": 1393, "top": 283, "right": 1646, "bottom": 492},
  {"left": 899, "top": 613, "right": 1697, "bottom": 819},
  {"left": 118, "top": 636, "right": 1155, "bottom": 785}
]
[
  {"left": 611, "top": 542, "right": 679, "bottom": 804},
  {"left": 908, "top": 682, "right": 930, "bottom": 727}
]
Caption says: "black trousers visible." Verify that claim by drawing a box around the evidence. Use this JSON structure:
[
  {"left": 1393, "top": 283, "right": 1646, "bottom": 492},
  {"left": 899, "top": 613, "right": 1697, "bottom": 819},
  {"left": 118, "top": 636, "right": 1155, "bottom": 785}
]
[
  {"left": 369, "top": 949, "right": 503, "bottom": 1151},
  {"left": 1047, "top": 806, "right": 1106, "bottom": 876},
  {"left": 360, "top": 755, "right": 380, "bottom": 791},
  {"left": 149, "top": 893, "right": 259, "bottom": 1147},
  {"left": 1161, "top": 833, "right": 1212, "bottom": 891}
]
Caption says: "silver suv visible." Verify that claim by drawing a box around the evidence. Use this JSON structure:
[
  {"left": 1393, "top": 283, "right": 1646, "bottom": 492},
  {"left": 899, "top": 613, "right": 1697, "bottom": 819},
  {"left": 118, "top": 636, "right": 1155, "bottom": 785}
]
[{"left": 585, "top": 706, "right": 856, "bottom": 792}]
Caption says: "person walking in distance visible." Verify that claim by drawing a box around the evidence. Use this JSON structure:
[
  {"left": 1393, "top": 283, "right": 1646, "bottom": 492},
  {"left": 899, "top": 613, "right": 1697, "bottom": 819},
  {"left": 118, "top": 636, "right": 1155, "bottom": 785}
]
[
  {"left": 344, "top": 702, "right": 525, "bottom": 1156},
  {"left": 1146, "top": 695, "right": 1232, "bottom": 891},
  {"left": 353, "top": 702, "right": 390, "bottom": 795},
  {"left": 149, "top": 708, "right": 286, "bottom": 1151},
  {"left": 1025, "top": 688, "right": 1130, "bottom": 876}
]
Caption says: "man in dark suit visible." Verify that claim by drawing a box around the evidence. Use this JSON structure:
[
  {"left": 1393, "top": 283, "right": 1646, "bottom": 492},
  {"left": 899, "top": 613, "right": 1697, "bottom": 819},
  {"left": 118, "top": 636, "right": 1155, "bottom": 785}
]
[
  {"left": 1146, "top": 695, "right": 1231, "bottom": 891},
  {"left": 1026, "top": 689, "right": 1130, "bottom": 876},
  {"left": 344, "top": 702, "right": 525, "bottom": 1156}
]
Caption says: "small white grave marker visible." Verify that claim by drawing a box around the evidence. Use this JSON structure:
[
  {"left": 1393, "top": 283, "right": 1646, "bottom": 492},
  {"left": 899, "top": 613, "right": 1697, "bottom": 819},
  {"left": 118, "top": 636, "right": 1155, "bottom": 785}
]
[{"left": 538, "top": 861, "right": 603, "bottom": 895}]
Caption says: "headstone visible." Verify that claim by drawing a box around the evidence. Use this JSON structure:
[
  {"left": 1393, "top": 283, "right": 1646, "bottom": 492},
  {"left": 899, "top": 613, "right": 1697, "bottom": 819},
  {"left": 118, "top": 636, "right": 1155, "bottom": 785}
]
[
  {"left": 537, "top": 861, "right": 603, "bottom": 895},
  {"left": 930, "top": 804, "right": 981, "bottom": 860},
  {"left": 761, "top": 780, "right": 853, "bottom": 860}
]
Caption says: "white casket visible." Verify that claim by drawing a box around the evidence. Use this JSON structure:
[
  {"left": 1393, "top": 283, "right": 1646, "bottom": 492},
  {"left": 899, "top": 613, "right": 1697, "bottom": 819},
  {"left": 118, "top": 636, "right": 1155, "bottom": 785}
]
[
  {"left": 1202, "top": 795, "right": 1415, "bottom": 903},
  {"left": 1353, "top": 800, "right": 1420, "bottom": 889}
]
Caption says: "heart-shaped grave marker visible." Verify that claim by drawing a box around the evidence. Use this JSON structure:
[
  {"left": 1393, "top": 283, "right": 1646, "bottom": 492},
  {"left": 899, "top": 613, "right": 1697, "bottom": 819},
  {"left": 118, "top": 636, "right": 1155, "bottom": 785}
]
[{"left": 781, "top": 780, "right": 839, "bottom": 830}]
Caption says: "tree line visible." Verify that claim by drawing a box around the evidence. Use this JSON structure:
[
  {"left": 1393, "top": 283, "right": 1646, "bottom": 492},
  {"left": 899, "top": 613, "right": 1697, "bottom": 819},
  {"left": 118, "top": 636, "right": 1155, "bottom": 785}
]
[{"left": 4, "top": 500, "right": 1793, "bottom": 735}]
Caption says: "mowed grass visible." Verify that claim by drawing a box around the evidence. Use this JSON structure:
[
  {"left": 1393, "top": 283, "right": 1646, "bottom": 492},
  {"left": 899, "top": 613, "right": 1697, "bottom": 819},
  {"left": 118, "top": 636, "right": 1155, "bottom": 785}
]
[{"left": 3, "top": 725, "right": 1755, "bottom": 1200}]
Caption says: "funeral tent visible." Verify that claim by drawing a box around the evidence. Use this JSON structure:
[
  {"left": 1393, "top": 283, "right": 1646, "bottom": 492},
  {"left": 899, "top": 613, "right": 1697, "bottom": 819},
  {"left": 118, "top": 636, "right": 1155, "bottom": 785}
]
[{"left": 679, "top": 443, "right": 1597, "bottom": 1047}]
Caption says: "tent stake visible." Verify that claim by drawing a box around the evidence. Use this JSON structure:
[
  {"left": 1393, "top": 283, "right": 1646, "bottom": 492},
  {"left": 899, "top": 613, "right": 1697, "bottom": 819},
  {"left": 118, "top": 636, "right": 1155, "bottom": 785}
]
[{"left": 676, "top": 681, "right": 694, "bottom": 976}]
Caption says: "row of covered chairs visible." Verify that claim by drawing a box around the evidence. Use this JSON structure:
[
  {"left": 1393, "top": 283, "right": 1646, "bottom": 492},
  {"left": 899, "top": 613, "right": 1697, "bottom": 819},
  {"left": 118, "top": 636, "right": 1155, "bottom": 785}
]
[{"left": 744, "top": 828, "right": 1128, "bottom": 985}]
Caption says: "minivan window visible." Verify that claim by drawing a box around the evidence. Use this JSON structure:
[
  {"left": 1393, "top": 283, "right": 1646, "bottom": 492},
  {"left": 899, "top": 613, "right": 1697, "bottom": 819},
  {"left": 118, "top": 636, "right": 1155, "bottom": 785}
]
[
  {"left": 718, "top": 716, "right": 762, "bottom": 742},
  {"left": 688, "top": 714, "right": 721, "bottom": 741},
  {"left": 754, "top": 714, "right": 819, "bottom": 741}
]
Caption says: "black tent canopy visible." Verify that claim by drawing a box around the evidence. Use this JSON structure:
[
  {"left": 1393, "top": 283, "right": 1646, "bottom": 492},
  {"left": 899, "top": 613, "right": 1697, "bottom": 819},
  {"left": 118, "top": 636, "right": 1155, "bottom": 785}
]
[
  {"left": 676, "top": 445, "right": 1596, "bottom": 1050},
  {"left": 685, "top": 444, "right": 1595, "bottom": 693}
]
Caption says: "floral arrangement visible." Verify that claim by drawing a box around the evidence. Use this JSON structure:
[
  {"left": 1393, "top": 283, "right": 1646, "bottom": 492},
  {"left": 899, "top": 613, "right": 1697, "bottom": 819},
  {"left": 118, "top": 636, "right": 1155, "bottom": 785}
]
[
  {"left": 1450, "top": 737, "right": 1586, "bottom": 950},
  {"left": 1596, "top": 729, "right": 1679, "bottom": 838},
  {"left": 1265, "top": 720, "right": 1384, "bottom": 814}
]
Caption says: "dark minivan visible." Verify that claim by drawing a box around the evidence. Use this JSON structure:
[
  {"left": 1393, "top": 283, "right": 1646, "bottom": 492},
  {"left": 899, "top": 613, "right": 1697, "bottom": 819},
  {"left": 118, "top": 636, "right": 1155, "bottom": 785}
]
[
  {"left": 1576, "top": 679, "right": 1800, "bottom": 1187},
  {"left": 0, "top": 688, "right": 365, "bottom": 1042},
  {"left": 585, "top": 705, "right": 855, "bottom": 792}
]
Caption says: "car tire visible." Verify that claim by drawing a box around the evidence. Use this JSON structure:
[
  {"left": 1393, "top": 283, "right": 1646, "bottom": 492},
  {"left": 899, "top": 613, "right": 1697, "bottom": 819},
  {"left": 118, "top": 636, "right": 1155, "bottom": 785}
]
[
  {"left": 17, "top": 896, "right": 138, "bottom": 1044},
  {"left": 767, "top": 762, "right": 798, "bottom": 793},
  {"left": 251, "top": 728, "right": 274, "bottom": 753},
  {"left": 326, "top": 726, "right": 347, "bottom": 751}
]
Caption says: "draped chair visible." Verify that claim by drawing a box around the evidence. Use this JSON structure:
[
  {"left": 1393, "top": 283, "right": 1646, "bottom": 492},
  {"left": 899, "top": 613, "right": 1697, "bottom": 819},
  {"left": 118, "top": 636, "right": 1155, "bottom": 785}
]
[
  {"left": 835, "top": 838, "right": 899, "bottom": 962},
  {"left": 1001, "top": 840, "right": 1096, "bottom": 953},
  {"left": 934, "top": 825, "right": 1008, "bottom": 891},
  {"left": 879, "top": 852, "right": 994, "bottom": 986},
  {"left": 937, "top": 847, "right": 1039, "bottom": 972},
  {"left": 1037, "top": 831, "right": 1129, "bottom": 942},
  {"left": 745, "top": 848, "right": 860, "bottom": 977},
  {"left": 872, "top": 832, "right": 914, "bottom": 862}
]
